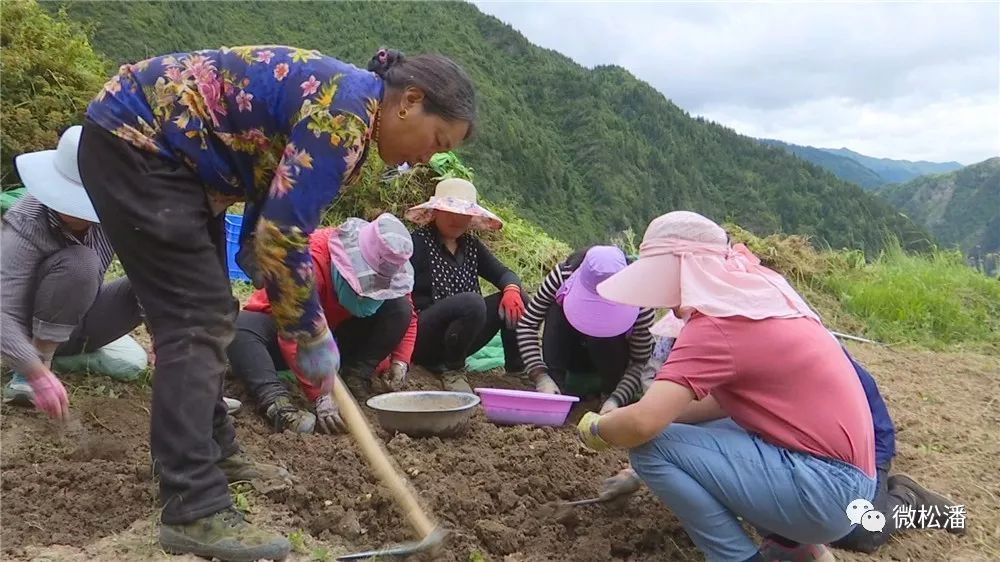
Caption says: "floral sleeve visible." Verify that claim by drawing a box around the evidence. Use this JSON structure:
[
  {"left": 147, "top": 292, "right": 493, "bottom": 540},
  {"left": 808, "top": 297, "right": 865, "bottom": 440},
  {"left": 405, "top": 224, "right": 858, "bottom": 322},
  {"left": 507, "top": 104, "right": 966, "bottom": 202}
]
[{"left": 255, "top": 102, "right": 370, "bottom": 341}]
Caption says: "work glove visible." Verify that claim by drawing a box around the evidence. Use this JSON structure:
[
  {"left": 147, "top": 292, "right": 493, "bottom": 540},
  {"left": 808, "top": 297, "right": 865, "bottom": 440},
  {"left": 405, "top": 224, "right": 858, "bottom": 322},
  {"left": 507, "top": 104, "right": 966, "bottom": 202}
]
[
  {"left": 599, "top": 468, "right": 642, "bottom": 501},
  {"left": 295, "top": 329, "right": 340, "bottom": 394},
  {"left": 373, "top": 361, "right": 409, "bottom": 394},
  {"left": 27, "top": 367, "right": 69, "bottom": 420},
  {"left": 599, "top": 398, "right": 620, "bottom": 415},
  {"left": 498, "top": 285, "right": 526, "bottom": 330},
  {"left": 529, "top": 368, "right": 561, "bottom": 394},
  {"left": 314, "top": 394, "right": 346, "bottom": 434},
  {"left": 577, "top": 411, "right": 609, "bottom": 451}
]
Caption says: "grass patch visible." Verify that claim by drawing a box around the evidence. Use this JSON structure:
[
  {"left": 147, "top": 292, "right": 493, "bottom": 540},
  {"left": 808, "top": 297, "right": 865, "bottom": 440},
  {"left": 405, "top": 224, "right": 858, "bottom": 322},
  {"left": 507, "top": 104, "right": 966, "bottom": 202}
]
[
  {"left": 727, "top": 224, "right": 1000, "bottom": 349},
  {"left": 822, "top": 241, "right": 1000, "bottom": 348}
]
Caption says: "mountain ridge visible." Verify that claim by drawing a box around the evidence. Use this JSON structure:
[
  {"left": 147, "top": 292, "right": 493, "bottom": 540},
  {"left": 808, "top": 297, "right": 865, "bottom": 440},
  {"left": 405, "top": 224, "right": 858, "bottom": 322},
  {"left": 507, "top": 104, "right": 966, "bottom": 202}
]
[
  {"left": 878, "top": 157, "right": 999, "bottom": 259},
  {"left": 55, "top": 0, "right": 931, "bottom": 254}
]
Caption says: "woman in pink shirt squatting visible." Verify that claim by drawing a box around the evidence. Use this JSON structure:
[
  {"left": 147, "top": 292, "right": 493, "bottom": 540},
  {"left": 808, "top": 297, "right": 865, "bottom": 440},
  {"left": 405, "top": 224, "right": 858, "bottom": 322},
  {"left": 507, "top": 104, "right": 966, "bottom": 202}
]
[{"left": 576, "top": 211, "right": 878, "bottom": 562}]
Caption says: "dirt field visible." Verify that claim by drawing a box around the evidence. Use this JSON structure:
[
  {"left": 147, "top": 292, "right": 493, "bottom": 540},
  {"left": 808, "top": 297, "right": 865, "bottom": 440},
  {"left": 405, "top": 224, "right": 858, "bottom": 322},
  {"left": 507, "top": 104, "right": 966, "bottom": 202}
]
[{"left": 1, "top": 343, "right": 997, "bottom": 561}]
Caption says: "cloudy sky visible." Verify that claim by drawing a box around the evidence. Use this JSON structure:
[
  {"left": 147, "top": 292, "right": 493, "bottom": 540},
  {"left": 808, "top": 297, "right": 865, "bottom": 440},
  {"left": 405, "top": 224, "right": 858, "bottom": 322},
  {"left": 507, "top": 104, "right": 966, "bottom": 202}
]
[{"left": 474, "top": 2, "right": 999, "bottom": 165}]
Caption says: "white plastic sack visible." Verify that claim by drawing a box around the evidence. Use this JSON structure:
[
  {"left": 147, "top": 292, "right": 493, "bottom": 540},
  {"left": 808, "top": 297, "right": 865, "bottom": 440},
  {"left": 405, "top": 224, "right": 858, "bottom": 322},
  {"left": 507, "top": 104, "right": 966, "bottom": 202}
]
[{"left": 52, "top": 335, "right": 149, "bottom": 382}]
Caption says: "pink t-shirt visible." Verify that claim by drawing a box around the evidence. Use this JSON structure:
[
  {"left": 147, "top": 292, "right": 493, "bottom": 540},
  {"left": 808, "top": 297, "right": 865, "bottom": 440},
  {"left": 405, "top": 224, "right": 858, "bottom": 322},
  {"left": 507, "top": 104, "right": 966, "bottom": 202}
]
[{"left": 656, "top": 313, "right": 876, "bottom": 477}]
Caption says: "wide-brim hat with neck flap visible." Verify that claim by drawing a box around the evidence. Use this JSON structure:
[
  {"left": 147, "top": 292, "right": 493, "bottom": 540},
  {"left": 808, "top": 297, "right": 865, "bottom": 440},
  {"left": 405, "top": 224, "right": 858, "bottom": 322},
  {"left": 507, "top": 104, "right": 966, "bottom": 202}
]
[
  {"left": 14, "top": 126, "right": 100, "bottom": 223},
  {"left": 328, "top": 213, "right": 415, "bottom": 300},
  {"left": 404, "top": 178, "right": 503, "bottom": 231}
]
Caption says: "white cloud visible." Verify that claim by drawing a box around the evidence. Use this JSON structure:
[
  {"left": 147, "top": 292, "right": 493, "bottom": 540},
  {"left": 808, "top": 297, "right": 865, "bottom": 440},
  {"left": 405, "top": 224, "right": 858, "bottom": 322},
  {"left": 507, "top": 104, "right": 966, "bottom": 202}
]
[{"left": 475, "top": 1, "right": 1000, "bottom": 164}]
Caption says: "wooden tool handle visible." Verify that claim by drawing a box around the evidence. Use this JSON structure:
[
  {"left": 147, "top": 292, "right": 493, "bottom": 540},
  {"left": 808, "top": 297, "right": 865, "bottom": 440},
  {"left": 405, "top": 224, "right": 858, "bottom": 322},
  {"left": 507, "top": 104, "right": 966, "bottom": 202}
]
[{"left": 330, "top": 377, "right": 438, "bottom": 539}]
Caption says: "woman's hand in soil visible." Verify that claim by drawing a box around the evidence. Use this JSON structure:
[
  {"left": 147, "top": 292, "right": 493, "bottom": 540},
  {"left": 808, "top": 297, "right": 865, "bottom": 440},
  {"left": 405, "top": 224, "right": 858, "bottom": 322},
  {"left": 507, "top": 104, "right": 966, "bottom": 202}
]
[
  {"left": 314, "top": 394, "right": 346, "bottom": 434},
  {"left": 599, "top": 468, "right": 642, "bottom": 501},
  {"left": 384, "top": 360, "right": 409, "bottom": 392},
  {"left": 296, "top": 329, "right": 340, "bottom": 394},
  {"left": 530, "top": 368, "right": 561, "bottom": 394},
  {"left": 577, "top": 412, "right": 610, "bottom": 451},
  {"left": 27, "top": 366, "right": 69, "bottom": 420},
  {"left": 599, "top": 399, "right": 619, "bottom": 415}
]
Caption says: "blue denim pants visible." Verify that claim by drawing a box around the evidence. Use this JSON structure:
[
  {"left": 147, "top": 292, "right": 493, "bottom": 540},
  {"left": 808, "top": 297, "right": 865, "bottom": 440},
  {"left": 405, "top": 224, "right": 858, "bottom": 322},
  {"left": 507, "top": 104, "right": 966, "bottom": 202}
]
[{"left": 629, "top": 419, "right": 876, "bottom": 562}]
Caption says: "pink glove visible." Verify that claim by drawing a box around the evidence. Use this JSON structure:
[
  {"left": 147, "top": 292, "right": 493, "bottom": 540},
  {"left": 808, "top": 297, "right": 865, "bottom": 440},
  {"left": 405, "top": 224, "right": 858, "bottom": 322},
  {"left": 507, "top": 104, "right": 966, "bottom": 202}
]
[{"left": 28, "top": 368, "right": 69, "bottom": 420}]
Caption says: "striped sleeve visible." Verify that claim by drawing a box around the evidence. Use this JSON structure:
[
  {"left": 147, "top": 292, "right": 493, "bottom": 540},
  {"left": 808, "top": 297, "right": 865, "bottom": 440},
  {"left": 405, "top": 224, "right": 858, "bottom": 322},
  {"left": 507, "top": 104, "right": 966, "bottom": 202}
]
[
  {"left": 608, "top": 307, "right": 656, "bottom": 406},
  {"left": 516, "top": 265, "right": 569, "bottom": 374}
]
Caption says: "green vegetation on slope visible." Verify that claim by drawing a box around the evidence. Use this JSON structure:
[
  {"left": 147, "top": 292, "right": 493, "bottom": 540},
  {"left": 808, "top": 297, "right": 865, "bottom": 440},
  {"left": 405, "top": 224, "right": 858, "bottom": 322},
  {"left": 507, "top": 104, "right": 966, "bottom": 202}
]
[
  {"left": 728, "top": 227, "right": 1000, "bottom": 350},
  {"left": 0, "top": 0, "right": 108, "bottom": 185},
  {"left": 879, "top": 157, "right": 1000, "bottom": 261},
  {"left": 52, "top": 0, "right": 931, "bottom": 254}
]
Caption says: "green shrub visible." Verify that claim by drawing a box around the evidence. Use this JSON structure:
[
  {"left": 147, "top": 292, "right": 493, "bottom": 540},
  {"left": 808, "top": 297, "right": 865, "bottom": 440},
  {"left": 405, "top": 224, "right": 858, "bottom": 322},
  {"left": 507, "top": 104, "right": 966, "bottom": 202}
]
[{"left": 0, "top": 0, "right": 108, "bottom": 186}]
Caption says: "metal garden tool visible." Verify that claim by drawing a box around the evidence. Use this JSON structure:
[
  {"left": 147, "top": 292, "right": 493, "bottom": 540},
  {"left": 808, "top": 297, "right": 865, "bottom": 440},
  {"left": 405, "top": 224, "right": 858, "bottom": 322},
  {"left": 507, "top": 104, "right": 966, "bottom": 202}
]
[
  {"left": 552, "top": 495, "right": 621, "bottom": 522},
  {"left": 329, "top": 376, "right": 447, "bottom": 560}
]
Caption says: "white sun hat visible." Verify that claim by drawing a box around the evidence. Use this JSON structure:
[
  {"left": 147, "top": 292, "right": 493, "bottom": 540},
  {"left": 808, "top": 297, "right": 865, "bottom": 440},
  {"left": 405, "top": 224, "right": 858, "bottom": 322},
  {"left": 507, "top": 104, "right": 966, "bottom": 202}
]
[{"left": 14, "top": 125, "right": 100, "bottom": 223}]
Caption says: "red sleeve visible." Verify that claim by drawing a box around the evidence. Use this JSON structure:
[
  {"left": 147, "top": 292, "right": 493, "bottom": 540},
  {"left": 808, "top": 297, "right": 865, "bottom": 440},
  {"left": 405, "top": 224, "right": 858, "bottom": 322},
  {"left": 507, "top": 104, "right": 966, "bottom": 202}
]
[
  {"left": 243, "top": 287, "right": 273, "bottom": 313},
  {"left": 390, "top": 294, "right": 418, "bottom": 364},
  {"left": 654, "top": 315, "right": 736, "bottom": 400}
]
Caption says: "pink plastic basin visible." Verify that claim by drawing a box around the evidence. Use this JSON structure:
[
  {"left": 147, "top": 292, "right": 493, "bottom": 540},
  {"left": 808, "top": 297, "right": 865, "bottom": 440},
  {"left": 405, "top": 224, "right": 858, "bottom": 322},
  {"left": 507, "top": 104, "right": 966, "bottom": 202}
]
[{"left": 475, "top": 388, "right": 580, "bottom": 426}]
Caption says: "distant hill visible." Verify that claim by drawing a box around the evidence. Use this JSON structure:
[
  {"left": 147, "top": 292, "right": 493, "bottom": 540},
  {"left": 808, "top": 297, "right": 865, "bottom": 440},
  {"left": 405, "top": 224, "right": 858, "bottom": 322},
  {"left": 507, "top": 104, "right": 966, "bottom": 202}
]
[
  {"left": 760, "top": 139, "right": 885, "bottom": 189},
  {"left": 54, "top": 0, "right": 931, "bottom": 254},
  {"left": 879, "top": 157, "right": 1000, "bottom": 260},
  {"left": 762, "top": 140, "right": 965, "bottom": 189},
  {"left": 825, "top": 148, "right": 964, "bottom": 185}
]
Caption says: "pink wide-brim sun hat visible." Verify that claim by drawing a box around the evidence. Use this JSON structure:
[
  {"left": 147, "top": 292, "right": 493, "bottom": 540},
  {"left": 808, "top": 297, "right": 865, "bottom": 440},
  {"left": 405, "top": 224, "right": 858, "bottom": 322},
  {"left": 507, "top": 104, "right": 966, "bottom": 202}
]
[
  {"left": 404, "top": 178, "right": 503, "bottom": 231},
  {"left": 596, "top": 211, "right": 722, "bottom": 309},
  {"left": 328, "top": 213, "right": 414, "bottom": 301}
]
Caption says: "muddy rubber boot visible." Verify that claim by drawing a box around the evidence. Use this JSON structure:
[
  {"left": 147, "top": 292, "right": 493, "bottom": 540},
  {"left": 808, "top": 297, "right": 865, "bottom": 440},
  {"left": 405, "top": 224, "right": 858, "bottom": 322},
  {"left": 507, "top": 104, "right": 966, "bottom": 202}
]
[
  {"left": 888, "top": 473, "right": 966, "bottom": 535},
  {"left": 159, "top": 507, "right": 291, "bottom": 562},
  {"left": 440, "top": 371, "right": 473, "bottom": 394},
  {"left": 2, "top": 372, "right": 34, "bottom": 406},
  {"left": 217, "top": 450, "right": 293, "bottom": 486},
  {"left": 264, "top": 396, "right": 316, "bottom": 433}
]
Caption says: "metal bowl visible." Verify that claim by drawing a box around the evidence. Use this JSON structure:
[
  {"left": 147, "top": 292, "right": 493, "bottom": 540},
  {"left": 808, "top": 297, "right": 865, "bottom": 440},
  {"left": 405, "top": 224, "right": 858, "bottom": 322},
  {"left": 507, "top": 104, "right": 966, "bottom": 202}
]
[{"left": 365, "top": 391, "right": 481, "bottom": 438}]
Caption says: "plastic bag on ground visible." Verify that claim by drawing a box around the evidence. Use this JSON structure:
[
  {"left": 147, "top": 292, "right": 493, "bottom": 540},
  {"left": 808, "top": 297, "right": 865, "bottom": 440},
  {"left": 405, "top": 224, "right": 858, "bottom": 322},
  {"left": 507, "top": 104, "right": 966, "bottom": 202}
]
[{"left": 52, "top": 335, "right": 149, "bottom": 382}]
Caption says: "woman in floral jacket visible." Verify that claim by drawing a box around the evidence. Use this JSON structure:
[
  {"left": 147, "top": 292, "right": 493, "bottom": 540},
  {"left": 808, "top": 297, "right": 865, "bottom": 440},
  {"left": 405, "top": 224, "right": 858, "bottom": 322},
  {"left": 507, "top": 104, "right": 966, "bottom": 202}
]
[{"left": 78, "top": 45, "right": 476, "bottom": 561}]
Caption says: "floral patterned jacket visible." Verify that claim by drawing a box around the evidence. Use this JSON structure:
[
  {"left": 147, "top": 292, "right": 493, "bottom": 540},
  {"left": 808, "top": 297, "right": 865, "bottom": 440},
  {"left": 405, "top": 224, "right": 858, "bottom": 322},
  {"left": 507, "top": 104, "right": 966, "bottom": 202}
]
[{"left": 86, "top": 46, "right": 382, "bottom": 341}]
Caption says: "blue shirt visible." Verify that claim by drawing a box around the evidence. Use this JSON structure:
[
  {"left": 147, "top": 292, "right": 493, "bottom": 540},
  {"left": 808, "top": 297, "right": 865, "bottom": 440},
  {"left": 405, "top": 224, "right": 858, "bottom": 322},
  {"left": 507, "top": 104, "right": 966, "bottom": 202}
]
[{"left": 87, "top": 46, "right": 383, "bottom": 341}]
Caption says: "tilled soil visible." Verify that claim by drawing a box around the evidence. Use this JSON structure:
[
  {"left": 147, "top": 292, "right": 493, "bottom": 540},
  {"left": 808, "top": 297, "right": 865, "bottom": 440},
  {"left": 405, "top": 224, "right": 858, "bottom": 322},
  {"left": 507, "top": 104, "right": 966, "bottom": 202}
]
[{"left": 2, "top": 344, "right": 997, "bottom": 561}]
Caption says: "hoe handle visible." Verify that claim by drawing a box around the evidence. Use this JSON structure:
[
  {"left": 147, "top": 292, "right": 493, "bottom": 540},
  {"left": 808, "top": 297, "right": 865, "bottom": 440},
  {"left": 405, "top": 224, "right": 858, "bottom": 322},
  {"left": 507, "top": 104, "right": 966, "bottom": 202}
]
[{"left": 330, "top": 377, "right": 438, "bottom": 538}]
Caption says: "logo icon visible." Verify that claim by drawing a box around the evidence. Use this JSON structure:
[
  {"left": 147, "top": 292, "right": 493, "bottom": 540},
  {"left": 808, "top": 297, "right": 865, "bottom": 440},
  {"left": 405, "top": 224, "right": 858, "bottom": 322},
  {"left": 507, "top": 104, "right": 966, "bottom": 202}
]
[
  {"left": 861, "top": 510, "right": 886, "bottom": 532},
  {"left": 846, "top": 499, "right": 875, "bottom": 525}
]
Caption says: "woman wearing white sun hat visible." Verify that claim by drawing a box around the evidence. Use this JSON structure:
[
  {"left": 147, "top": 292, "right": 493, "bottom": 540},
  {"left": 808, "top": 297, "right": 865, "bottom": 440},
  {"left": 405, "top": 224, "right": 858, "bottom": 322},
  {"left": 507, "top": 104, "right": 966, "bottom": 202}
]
[
  {"left": 1, "top": 126, "right": 142, "bottom": 416},
  {"left": 405, "top": 177, "right": 528, "bottom": 393}
]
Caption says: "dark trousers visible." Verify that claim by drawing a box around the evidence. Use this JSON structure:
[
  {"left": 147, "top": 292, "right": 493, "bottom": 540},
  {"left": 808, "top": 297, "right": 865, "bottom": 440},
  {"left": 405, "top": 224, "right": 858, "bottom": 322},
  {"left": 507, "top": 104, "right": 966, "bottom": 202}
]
[
  {"left": 79, "top": 120, "right": 238, "bottom": 525},
  {"left": 542, "top": 302, "right": 628, "bottom": 395},
  {"left": 229, "top": 297, "right": 412, "bottom": 407},
  {"left": 413, "top": 291, "right": 524, "bottom": 372},
  {"left": 29, "top": 243, "right": 142, "bottom": 354}
]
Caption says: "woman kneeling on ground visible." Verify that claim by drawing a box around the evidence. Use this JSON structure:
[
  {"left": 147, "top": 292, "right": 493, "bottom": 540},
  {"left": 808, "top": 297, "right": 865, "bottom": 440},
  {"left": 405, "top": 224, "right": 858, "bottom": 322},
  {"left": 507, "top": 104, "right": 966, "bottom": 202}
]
[
  {"left": 2, "top": 126, "right": 143, "bottom": 414},
  {"left": 516, "top": 246, "right": 654, "bottom": 413},
  {"left": 229, "top": 214, "right": 417, "bottom": 434},
  {"left": 406, "top": 178, "right": 528, "bottom": 393},
  {"left": 576, "top": 211, "right": 878, "bottom": 562}
]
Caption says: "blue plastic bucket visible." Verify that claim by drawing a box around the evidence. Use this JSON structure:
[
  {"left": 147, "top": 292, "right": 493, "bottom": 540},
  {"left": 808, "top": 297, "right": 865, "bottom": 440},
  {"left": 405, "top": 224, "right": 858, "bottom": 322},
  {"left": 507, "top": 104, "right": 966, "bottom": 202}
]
[{"left": 224, "top": 214, "right": 252, "bottom": 283}]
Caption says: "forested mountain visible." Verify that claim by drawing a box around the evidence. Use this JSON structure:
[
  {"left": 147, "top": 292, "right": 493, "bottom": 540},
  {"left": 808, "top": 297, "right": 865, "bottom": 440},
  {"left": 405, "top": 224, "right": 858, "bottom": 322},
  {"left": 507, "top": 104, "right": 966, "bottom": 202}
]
[
  {"left": 879, "top": 157, "right": 1000, "bottom": 259},
  {"left": 825, "top": 148, "right": 963, "bottom": 185},
  {"left": 53, "top": 0, "right": 930, "bottom": 253},
  {"left": 760, "top": 139, "right": 886, "bottom": 190}
]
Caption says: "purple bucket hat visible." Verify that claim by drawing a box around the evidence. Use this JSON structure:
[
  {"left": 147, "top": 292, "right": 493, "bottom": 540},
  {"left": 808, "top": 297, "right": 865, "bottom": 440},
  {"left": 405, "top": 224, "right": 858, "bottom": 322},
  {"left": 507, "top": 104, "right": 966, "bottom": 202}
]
[
  {"left": 557, "top": 246, "right": 640, "bottom": 338},
  {"left": 328, "top": 213, "right": 414, "bottom": 300}
]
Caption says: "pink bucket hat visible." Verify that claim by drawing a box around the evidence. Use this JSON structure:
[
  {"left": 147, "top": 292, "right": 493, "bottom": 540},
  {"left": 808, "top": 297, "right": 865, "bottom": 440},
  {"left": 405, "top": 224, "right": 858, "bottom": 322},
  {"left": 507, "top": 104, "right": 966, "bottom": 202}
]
[
  {"left": 597, "top": 211, "right": 819, "bottom": 337},
  {"left": 328, "top": 213, "right": 414, "bottom": 300},
  {"left": 556, "top": 246, "right": 641, "bottom": 338},
  {"left": 404, "top": 178, "right": 503, "bottom": 231}
]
